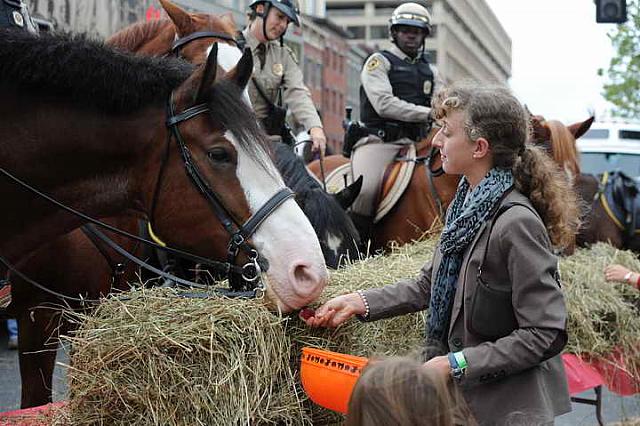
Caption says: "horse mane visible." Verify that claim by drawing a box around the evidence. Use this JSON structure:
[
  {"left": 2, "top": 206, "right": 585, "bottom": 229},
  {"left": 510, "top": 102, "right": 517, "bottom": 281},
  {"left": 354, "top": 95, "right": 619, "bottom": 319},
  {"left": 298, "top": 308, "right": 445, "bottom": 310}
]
[
  {"left": 0, "top": 30, "right": 192, "bottom": 114},
  {"left": 107, "top": 18, "right": 173, "bottom": 53},
  {"left": 546, "top": 120, "right": 581, "bottom": 177},
  {"left": 200, "top": 79, "right": 272, "bottom": 159},
  {"left": 273, "top": 143, "right": 359, "bottom": 241}
]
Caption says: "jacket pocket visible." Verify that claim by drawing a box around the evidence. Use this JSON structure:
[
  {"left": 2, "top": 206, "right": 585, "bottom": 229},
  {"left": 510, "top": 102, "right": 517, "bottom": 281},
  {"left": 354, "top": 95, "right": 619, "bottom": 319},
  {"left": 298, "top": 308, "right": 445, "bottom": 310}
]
[{"left": 468, "top": 277, "right": 518, "bottom": 340}]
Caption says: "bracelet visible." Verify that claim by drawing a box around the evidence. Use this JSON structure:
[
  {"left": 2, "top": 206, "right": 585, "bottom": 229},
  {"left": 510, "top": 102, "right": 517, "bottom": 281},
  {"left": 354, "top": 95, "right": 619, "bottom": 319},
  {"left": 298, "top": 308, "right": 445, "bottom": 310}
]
[
  {"left": 356, "top": 290, "right": 370, "bottom": 319},
  {"left": 453, "top": 351, "right": 468, "bottom": 370},
  {"left": 624, "top": 271, "right": 633, "bottom": 282}
]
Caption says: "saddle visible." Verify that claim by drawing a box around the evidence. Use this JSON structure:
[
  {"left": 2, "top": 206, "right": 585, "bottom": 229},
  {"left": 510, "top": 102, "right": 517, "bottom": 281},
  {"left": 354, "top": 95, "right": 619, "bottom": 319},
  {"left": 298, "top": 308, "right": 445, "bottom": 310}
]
[
  {"left": 325, "top": 144, "right": 417, "bottom": 223},
  {"left": 598, "top": 171, "right": 640, "bottom": 238}
]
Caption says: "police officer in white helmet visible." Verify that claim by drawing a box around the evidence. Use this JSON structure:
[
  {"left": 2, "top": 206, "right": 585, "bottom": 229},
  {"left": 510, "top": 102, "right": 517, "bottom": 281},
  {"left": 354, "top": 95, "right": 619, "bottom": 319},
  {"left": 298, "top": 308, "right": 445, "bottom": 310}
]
[
  {"left": 350, "top": 2, "right": 444, "bottom": 241},
  {"left": 240, "top": 0, "right": 327, "bottom": 155}
]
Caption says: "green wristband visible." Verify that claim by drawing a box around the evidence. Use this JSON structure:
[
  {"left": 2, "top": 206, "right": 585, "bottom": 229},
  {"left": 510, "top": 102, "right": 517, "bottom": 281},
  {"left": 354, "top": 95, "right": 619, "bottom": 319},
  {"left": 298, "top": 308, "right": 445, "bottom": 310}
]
[{"left": 453, "top": 351, "right": 467, "bottom": 370}]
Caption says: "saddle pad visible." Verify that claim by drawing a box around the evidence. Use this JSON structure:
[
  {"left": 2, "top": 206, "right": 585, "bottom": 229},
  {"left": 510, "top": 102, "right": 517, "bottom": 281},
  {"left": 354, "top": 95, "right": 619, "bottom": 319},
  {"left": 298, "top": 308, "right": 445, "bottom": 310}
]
[
  {"left": 324, "top": 145, "right": 416, "bottom": 223},
  {"left": 600, "top": 171, "right": 640, "bottom": 235}
]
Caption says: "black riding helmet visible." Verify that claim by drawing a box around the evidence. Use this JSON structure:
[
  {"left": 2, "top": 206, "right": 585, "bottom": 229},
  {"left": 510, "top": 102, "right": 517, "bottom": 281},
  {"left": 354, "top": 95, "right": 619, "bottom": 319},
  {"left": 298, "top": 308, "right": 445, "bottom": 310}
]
[{"left": 249, "top": 0, "right": 300, "bottom": 42}]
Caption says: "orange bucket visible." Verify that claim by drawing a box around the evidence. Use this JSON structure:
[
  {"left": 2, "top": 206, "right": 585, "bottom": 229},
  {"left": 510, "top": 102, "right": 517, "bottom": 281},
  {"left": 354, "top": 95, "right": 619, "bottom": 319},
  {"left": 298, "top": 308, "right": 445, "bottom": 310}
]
[{"left": 300, "top": 347, "right": 369, "bottom": 414}]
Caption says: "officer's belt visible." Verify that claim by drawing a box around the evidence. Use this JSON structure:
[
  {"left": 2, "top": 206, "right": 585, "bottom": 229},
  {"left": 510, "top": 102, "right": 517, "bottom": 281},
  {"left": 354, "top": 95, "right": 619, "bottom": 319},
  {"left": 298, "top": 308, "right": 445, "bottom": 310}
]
[{"left": 362, "top": 122, "right": 423, "bottom": 143}]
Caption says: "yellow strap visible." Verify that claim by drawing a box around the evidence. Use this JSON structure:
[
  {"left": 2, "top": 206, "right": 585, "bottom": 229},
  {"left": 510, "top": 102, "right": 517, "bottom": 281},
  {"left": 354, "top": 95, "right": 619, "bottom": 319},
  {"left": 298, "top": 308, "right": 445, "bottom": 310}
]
[
  {"left": 598, "top": 171, "right": 626, "bottom": 231},
  {"left": 147, "top": 222, "right": 167, "bottom": 247}
]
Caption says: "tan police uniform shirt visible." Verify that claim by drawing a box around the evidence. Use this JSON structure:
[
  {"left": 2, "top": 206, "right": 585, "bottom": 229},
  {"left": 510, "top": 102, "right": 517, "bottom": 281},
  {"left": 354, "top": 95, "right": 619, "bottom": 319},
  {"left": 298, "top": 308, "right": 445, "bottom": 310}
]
[
  {"left": 360, "top": 44, "right": 443, "bottom": 123},
  {"left": 241, "top": 27, "right": 322, "bottom": 131}
]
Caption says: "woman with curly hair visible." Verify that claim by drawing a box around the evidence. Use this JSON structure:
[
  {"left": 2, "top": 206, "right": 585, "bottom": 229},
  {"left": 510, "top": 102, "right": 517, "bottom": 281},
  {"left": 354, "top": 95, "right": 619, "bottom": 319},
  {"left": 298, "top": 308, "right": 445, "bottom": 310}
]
[{"left": 303, "top": 82, "right": 579, "bottom": 425}]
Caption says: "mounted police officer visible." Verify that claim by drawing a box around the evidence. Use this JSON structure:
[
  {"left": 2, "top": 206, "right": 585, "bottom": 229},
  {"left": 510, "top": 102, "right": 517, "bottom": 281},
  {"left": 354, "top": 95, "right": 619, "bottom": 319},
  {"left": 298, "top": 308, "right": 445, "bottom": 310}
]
[
  {"left": 350, "top": 2, "right": 442, "bottom": 237},
  {"left": 0, "top": 0, "right": 38, "bottom": 34},
  {"left": 240, "top": 0, "right": 327, "bottom": 155}
]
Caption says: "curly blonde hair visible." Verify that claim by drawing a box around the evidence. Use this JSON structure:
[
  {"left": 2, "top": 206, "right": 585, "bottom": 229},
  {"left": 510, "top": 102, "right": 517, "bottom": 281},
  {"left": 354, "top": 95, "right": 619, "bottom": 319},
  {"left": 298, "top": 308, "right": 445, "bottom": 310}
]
[{"left": 432, "top": 82, "right": 579, "bottom": 250}]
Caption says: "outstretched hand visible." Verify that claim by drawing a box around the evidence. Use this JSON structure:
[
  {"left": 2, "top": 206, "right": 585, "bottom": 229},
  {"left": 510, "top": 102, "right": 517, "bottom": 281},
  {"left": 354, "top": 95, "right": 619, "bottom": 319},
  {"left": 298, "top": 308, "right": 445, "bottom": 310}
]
[{"left": 299, "top": 292, "right": 366, "bottom": 328}]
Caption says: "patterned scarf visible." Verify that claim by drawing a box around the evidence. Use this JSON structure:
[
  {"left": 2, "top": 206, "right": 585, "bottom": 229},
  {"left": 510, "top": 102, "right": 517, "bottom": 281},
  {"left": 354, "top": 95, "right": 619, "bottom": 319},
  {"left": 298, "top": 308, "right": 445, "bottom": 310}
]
[{"left": 427, "top": 167, "right": 514, "bottom": 346}]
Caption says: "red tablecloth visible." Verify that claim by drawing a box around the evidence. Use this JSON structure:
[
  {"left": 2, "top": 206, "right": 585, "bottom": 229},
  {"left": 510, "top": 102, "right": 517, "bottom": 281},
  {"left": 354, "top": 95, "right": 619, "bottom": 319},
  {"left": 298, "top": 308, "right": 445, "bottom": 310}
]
[
  {"left": 562, "top": 351, "right": 639, "bottom": 396},
  {"left": 0, "top": 402, "right": 64, "bottom": 426}
]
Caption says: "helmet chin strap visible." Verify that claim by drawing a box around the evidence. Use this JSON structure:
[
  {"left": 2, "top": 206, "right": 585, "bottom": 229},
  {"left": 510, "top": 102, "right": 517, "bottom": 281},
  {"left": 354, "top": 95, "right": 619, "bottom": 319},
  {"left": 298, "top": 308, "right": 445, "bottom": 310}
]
[{"left": 255, "top": 2, "right": 288, "bottom": 45}]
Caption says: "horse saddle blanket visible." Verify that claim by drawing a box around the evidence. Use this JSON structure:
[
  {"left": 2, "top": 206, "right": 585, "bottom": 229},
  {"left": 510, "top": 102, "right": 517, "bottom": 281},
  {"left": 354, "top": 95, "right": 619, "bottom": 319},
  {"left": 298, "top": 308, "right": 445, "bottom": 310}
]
[
  {"left": 599, "top": 171, "right": 640, "bottom": 237},
  {"left": 325, "top": 144, "right": 416, "bottom": 223}
]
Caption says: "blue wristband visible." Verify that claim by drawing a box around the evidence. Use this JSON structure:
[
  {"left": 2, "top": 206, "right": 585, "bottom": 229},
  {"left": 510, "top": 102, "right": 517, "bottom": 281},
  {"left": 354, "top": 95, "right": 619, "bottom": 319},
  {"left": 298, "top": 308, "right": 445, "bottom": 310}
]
[{"left": 447, "top": 352, "right": 459, "bottom": 369}]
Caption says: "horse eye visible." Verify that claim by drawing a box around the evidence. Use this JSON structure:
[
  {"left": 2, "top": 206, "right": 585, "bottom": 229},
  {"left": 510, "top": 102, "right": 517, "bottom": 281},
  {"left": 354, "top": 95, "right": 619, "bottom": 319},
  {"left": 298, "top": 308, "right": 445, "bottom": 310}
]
[{"left": 207, "top": 147, "right": 231, "bottom": 163}]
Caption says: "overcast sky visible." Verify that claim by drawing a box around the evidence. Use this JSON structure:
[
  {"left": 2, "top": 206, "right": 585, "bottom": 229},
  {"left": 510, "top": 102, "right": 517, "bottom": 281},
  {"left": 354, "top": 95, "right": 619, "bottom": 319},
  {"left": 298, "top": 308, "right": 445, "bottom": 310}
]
[{"left": 485, "top": 0, "right": 619, "bottom": 124}]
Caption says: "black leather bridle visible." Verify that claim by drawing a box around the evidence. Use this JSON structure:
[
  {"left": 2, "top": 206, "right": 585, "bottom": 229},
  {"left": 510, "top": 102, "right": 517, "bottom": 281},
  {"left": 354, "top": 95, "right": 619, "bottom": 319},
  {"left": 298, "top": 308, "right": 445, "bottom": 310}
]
[
  {"left": 0, "top": 90, "right": 294, "bottom": 302},
  {"left": 171, "top": 31, "right": 237, "bottom": 55},
  {"left": 162, "top": 91, "right": 294, "bottom": 293}
]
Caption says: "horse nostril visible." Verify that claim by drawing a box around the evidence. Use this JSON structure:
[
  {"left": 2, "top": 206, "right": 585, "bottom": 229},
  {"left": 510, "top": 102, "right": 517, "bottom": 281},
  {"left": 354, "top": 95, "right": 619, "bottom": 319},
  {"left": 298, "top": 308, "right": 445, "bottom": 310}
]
[{"left": 289, "top": 262, "right": 327, "bottom": 299}]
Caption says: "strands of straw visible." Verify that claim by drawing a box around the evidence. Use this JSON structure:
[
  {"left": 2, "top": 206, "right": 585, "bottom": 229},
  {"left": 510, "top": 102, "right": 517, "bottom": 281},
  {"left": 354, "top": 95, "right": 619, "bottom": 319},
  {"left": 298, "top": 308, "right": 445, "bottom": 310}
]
[{"left": 57, "top": 240, "right": 639, "bottom": 425}]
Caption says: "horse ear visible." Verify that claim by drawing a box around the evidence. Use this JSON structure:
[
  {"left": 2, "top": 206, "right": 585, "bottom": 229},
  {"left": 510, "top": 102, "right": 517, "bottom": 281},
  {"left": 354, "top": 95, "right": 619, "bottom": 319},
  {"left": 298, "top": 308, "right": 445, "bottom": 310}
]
[
  {"left": 159, "top": 0, "right": 193, "bottom": 35},
  {"left": 568, "top": 116, "right": 595, "bottom": 140},
  {"left": 333, "top": 175, "right": 363, "bottom": 210},
  {"left": 225, "top": 47, "right": 253, "bottom": 90},
  {"left": 195, "top": 43, "right": 218, "bottom": 102}
]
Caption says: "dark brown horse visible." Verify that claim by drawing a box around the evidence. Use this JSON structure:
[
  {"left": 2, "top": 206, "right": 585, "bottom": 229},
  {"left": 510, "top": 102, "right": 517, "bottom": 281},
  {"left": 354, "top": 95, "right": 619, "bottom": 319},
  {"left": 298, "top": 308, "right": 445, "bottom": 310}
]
[
  {"left": 308, "top": 132, "right": 460, "bottom": 252},
  {"left": 1, "top": 29, "right": 328, "bottom": 408},
  {"left": 528, "top": 115, "right": 639, "bottom": 254}
]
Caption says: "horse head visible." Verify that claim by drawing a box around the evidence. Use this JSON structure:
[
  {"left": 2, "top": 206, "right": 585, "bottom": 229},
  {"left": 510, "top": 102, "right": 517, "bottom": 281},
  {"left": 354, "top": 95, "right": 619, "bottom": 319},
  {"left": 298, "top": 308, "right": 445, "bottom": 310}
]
[
  {"left": 159, "top": 0, "right": 238, "bottom": 65},
  {"left": 528, "top": 113, "right": 594, "bottom": 180},
  {"left": 136, "top": 46, "right": 328, "bottom": 311}
]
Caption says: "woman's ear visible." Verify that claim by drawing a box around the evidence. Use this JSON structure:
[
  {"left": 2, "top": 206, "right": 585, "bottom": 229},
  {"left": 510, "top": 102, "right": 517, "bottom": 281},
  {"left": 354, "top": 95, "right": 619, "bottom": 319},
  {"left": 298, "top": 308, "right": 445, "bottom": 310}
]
[{"left": 473, "top": 137, "right": 490, "bottom": 159}]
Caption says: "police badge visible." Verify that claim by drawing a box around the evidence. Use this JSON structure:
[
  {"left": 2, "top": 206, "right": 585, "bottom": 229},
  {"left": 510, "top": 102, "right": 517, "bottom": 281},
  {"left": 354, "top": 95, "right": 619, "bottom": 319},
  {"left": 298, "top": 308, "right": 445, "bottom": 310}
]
[
  {"left": 12, "top": 10, "right": 24, "bottom": 27},
  {"left": 423, "top": 80, "right": 432, "bottom": 95}
]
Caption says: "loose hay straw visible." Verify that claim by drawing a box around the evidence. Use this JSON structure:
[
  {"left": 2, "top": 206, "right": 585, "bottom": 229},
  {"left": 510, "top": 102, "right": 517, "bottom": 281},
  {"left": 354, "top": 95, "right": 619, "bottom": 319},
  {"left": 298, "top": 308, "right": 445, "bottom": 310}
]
[{"left": 58, "top": 239, "right": 639, "bottom": 425}]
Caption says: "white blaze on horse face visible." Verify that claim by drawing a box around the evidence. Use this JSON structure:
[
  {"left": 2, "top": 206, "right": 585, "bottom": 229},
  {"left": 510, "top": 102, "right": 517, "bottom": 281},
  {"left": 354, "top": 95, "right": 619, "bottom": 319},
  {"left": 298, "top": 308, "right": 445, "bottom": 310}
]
[
  {"left": 225, "top": 131, "right": 328, "bottom": 312},
  {"left": 208, "top": 43, "right": 252, "bottom": 106},
  {"left": 326, "top": 232, "right": 343, "bottom": 259}
]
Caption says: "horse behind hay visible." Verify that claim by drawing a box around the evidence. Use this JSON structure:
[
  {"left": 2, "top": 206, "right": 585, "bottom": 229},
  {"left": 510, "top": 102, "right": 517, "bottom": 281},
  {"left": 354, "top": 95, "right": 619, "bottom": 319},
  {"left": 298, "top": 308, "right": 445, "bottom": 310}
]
[
  {"left": 106, "top": 0, "right": 362, "bottom": 265},
  {"left": 528, "top": 115, "right": 640, "bottom": 254},
  {"left": 0, "top": 30, "right": 329, "bottom": 407},
  {"left": 307, "top": 130, "right": 460, "bottom": 252}
]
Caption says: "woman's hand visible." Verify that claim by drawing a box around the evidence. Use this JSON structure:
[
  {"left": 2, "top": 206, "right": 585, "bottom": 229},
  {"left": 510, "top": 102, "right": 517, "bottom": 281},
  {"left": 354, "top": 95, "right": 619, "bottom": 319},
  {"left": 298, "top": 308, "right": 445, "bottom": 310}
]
[
  {"left": 605, "top": 264, "right": 638, "bottom": 287},
  {"left": 423, "top": 355, "right": 451, "bottom": 382},
  {"left": 299, "top": 292, "right": 365, "bottom": 328}
]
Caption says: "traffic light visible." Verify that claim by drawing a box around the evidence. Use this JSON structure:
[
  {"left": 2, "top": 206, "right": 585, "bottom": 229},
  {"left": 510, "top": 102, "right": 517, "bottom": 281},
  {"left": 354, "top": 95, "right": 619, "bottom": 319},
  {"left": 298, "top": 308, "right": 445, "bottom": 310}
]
[{"left": 596, "top": 0, "right": 627, "bottom": 23}]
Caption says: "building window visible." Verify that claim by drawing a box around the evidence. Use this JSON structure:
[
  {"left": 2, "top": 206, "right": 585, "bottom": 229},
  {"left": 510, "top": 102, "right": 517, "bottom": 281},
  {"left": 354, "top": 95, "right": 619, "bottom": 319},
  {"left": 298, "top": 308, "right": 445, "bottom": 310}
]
[
  {"left": 346, "top": 26, "right": 365, "bottom": 39},
  {"left": 370, "top": 25, "right": 388, "bottom": 40}
]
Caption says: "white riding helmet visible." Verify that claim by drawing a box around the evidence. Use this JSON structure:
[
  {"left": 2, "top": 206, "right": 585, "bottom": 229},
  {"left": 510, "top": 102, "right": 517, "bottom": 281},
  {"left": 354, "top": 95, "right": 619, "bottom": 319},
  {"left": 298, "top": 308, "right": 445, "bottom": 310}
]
[{"left": 389, "top": 2, "right": 432, "bottom": 35}]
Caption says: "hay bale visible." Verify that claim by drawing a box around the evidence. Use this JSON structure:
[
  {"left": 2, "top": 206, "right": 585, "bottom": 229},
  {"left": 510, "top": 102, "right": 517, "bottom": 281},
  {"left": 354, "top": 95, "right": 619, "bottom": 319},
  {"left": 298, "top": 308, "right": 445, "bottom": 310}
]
[{"left": 58, "top": 239, "right": 639, "bottom": 425}]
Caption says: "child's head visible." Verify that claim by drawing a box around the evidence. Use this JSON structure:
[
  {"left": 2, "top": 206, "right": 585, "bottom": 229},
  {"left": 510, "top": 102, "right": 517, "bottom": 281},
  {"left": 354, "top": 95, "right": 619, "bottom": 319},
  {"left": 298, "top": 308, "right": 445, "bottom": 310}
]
[{"left": 345, "top": 357, "right": 474, "bottom": 426}]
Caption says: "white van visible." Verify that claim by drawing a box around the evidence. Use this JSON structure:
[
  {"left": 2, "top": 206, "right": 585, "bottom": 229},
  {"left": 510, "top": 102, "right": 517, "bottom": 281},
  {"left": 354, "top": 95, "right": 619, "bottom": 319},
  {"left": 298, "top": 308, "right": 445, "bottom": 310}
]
[{"left": 577, "top": 122, "right": 640, "bottom": 179}]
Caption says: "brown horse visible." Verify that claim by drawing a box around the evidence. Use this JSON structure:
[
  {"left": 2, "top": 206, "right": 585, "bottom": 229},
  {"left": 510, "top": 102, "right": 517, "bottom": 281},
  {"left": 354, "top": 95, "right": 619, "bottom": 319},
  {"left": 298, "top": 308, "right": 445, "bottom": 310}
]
[
  {"left": 308, "top": 132, "right": 460, "bottom": 252},
  {"left": 1, "top": 29, "right": 328, "bottom": 408},
  {"left": 528, "top": 115, "right": 639, "bottom": 253}
]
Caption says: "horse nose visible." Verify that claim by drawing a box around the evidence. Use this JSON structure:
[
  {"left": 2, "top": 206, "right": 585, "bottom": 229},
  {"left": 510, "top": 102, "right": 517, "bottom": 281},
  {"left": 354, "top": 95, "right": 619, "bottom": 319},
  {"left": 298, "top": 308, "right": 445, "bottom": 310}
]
[{"left": 288, "top": 261, "right": 328, "bottom": 301}]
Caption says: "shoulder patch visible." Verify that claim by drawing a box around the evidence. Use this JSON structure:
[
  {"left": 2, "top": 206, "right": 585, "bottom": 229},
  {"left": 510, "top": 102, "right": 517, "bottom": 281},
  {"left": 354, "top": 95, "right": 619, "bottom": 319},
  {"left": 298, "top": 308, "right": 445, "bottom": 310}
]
[{"left": 366, "top": 56, "right": 381, "bottom": 72}]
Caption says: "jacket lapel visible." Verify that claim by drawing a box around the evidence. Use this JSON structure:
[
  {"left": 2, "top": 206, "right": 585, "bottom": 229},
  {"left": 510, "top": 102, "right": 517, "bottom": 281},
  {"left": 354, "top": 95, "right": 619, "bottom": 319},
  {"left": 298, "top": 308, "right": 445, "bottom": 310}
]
[{"left": 448, "top": 220, "right": 489, "bottom": 336}]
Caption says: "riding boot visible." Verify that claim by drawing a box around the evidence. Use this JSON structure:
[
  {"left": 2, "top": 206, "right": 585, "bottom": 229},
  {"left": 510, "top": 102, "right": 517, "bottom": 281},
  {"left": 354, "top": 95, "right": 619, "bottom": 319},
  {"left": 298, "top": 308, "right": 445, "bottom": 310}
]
[{"left": 350, "top": 213, "right": 374, "bottom": 249}]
